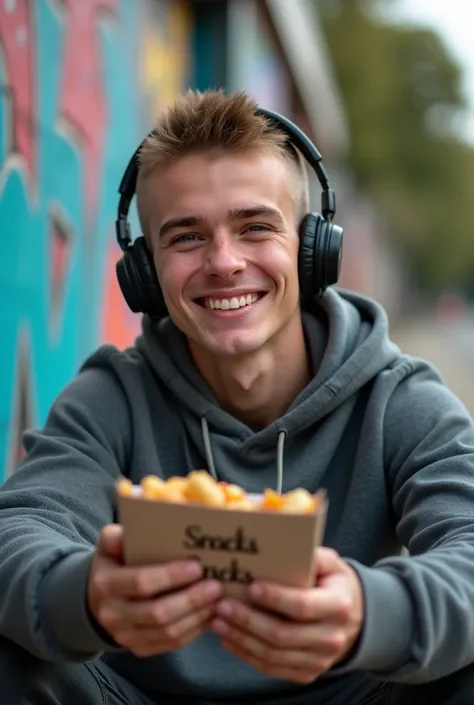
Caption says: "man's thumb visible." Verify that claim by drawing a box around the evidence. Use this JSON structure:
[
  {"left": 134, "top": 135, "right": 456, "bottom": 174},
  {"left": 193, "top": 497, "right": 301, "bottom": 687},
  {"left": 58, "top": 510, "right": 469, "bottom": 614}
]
[
  {"left": 314, "top": 546, "right": 342, "bottom": 578},
  {"left": 97, "top": 523, "right": 124, "bottom": 559}
]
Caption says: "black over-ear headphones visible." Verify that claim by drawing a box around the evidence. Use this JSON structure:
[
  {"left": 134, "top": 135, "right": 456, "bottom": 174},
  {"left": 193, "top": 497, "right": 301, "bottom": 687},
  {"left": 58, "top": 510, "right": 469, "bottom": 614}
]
[{"left": 115, "top": 108, "right": 343, "bottom": 317}]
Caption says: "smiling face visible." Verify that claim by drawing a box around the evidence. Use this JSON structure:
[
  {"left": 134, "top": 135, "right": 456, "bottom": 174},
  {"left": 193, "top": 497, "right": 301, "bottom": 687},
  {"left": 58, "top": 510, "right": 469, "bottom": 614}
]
[{"left": 144, "top": 149, "right": 302, "bottom": 359}]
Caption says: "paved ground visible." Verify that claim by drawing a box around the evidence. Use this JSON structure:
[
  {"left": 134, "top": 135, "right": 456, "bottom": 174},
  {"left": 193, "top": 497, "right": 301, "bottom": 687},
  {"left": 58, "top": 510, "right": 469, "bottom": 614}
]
[{"left": 391, "top": 314, "right": 474, "bottom": 416}]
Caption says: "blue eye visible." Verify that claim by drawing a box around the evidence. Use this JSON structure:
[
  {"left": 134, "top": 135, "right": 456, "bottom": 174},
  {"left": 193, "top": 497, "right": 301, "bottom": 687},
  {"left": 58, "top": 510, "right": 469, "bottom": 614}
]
[
  {"left": 246, "top": 224, "right": 267, "bottom": 233},
  {"left": 174, "top": 233, "right": 199, "bottom": 243}
]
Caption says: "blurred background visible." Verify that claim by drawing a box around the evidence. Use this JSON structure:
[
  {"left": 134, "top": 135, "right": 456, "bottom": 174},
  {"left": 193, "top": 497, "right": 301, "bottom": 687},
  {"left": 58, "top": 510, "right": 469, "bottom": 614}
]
[{"left": 1, "top": 0, "right": 474, "bottom": 481}]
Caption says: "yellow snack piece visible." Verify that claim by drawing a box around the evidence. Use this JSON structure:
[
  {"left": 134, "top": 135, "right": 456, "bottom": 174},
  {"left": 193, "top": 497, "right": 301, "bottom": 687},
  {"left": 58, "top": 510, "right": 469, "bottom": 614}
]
[
  {"left": 185, "top": 470, "right": 226, "bottom": 506},
  {"left": 140, "top": 475, "right": 165, "bottom": 499},
  {"left": 116, "top": 477, "right": 134, "bottom": 497},
  {"left": 160, "top": 484, "right": 186, "bottom": 503},
  {"left": 158, "top": 477, "right": 187, "bottom": 503},
  {"left": 166, "top": 476, "right": 188, "bottom": 490},
  {"left": 158, "top": 477, "right": 184, "bottom": 501},
  {"left": 220, "top": 482, "right": 246, "bottom": 502},
  {"left": 225, "top": 498, "right": 255, "bottom": 511},
  {"left": 280, "top": 488, "right": 317, "bottom": 514}
]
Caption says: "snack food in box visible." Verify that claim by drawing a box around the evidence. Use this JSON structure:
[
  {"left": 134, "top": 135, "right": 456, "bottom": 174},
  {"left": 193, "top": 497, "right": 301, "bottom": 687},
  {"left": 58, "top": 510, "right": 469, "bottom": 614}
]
[{"left": 117, "top": 471, "right": 328, "bottom": 597}]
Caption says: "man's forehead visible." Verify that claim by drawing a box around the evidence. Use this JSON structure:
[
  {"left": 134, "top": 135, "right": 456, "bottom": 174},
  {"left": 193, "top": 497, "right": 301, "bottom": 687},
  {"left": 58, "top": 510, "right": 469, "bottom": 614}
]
[
  {"left": 147, "top": 152, "right": 292, "bottom": 202},
  {"left": 141, "top": 150, "right": 296, "bottom": 233}
]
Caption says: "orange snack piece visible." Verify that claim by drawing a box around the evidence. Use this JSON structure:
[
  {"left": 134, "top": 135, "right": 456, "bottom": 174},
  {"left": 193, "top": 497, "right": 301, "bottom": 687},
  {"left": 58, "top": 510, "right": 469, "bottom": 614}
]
[{"left": 261, "top": 488, "right": 286, "bottom": 511}]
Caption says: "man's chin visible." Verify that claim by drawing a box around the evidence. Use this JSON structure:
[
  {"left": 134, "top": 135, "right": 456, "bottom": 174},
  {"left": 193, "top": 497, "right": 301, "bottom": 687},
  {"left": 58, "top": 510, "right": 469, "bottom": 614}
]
[{"left": 189, "top": 329, "right": 268, "bottom": 359}]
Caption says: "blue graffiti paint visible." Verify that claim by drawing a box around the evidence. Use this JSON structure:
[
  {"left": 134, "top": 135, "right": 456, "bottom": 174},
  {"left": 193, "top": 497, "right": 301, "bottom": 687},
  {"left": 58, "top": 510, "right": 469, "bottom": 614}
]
[{"left": 0, "top": 0, "right": 142, "bottom": 480}]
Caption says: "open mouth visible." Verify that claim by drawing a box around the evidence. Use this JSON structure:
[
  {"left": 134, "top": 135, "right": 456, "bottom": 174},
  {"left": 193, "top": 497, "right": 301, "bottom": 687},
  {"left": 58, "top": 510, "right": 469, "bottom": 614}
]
[{"left": 195, "top": 292, "right": 267, "bottom": 311}]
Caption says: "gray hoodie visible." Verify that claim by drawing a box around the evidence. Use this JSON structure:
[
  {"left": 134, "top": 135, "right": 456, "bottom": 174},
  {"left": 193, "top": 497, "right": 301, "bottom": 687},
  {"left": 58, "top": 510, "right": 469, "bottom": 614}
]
[{"left": 1, "top": 288, "right": 474, "bottom": 704}]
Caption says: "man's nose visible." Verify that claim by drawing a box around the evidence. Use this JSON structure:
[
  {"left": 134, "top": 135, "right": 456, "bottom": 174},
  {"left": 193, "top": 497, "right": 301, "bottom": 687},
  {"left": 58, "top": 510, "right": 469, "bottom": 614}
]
[{"left": 203, "top": 234, "right": 246, "bottom": 279}]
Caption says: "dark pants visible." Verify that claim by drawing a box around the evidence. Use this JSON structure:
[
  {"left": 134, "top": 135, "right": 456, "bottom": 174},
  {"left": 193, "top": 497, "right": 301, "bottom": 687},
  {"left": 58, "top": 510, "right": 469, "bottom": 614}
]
[{"left": 1, "top": 636, "right": 473, "bottom": 705}]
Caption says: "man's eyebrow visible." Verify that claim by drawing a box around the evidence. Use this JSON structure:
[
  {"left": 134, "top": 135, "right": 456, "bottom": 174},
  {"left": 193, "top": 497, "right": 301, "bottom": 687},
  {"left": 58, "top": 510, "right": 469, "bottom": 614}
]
[
  {"left": 227, "top": 206, "right": 284, "bottom": 223},
  {"left": 158, "top": 215, "right": 208, "bottom": 239}
]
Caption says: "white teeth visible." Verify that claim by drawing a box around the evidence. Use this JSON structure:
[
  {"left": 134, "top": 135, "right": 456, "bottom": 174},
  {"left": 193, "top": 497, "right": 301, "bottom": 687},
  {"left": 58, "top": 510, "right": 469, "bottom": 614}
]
[{"left": 203, "top": 293, "right": 259, "bottom": 310}]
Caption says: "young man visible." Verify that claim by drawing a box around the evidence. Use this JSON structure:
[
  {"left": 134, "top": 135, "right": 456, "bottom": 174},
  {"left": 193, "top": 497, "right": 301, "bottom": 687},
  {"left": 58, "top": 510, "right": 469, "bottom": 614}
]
[{"left": 1, "top": 89, "right": 474, "bottom": 705}]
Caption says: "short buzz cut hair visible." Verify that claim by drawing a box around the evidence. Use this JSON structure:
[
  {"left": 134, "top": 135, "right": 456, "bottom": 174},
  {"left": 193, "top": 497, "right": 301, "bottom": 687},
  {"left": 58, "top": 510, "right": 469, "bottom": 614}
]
[{"left": 135, "top": 89, "right": 310, "bottom": 242}]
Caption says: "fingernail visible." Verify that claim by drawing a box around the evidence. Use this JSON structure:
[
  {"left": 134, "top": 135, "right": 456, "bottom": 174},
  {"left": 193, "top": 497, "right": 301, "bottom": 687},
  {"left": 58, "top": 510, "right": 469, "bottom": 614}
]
[
  {"left": 204, "top": 581, "right": 222, "bottom": 599},
  {"left": 185, "top": 561, "right": 202, "bottom": 578}
]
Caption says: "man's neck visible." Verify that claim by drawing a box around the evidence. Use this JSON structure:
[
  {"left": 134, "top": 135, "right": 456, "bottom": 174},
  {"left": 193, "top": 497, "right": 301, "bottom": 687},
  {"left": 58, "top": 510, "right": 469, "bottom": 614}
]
[{"left": 188, "top": 317, "right": 311, "bottom": 430}]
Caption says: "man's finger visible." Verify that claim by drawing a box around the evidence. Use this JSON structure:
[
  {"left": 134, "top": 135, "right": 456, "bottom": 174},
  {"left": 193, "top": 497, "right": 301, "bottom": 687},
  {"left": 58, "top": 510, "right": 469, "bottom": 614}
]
[
  {"left": 222, "top": 641, "right": 319, "bottom": 685},
  {"left": 114, "top": 604, "right": 213, "bottom": 643},
  {"left": 94, "top": 559, "right": 204, "bottom": 599},
  {"left": 97, "top": 524, "right": 124, "bottom": 559},
  {"left": 126, "top": 580, "right": 222, "bottom": 627},
  {"left": 212, "top": 601, "right": 347, "bottom": 652},
  {"left": 246, "top": 581, "right": 350, "bottom": 622},
  {"left": 219, "top": 625, "right": 332, "bottom": 670},
  {"left": 315, "top": 547, "right": 343, "bottom": 578},
  {"left": 117, "top": 624, "right": 208, "bottom": 658}
]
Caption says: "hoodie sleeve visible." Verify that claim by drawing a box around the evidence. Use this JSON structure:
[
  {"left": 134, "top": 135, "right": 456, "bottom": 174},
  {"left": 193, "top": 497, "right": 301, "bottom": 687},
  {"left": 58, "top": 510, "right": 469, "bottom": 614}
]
[
  {"left": 0, "top": 356, "right": 131, "bottom": 662},
  {"left": 335, "top": 359, "right": 474, "bottom": 683}
]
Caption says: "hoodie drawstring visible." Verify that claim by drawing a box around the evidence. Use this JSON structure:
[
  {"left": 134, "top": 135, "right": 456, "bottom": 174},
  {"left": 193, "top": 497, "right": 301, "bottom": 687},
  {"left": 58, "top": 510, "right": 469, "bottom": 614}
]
[
  {"left": 200, "top": 417, "right": 285, "bottom": 494},
  {"left": 276, "top": 429, "right": 285, "bottom": 495},
  {"left": 201, "top": 417, "right": 217, "bottom": 482}
]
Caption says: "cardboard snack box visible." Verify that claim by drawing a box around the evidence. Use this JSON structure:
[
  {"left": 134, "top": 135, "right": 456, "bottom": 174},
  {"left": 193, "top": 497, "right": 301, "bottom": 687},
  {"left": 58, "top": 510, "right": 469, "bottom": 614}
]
[{"left": 117, "top": 480, "right": 328, "bottom": 598}]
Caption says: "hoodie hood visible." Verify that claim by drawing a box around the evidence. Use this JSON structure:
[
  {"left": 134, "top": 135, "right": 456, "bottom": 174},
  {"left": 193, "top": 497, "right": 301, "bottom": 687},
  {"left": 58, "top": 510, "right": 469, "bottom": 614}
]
[{"left": 135, "top": 289, "right": 400, "bottom": 493}]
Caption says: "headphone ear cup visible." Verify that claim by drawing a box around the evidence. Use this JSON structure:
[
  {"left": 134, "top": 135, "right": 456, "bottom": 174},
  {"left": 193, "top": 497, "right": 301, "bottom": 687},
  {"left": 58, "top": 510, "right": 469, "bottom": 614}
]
[
  {"left": 116, "top": 236, "right": 168, "bottom": 317},
  {"left": 323, "top": 221, "right": 343, "bottom": 289},
  {"left": 298, "top": 213, "right": 343, "bottom": 296}
]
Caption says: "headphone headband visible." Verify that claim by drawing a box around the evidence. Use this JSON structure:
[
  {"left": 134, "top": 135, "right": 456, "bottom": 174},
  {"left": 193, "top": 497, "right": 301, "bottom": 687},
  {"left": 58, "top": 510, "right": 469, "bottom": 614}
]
[
  {"left": 255, "top": 109, "right": 326, "bottom": 186},
  {"left": 115, "top": 107, "right": 336, "bottom": 252}
]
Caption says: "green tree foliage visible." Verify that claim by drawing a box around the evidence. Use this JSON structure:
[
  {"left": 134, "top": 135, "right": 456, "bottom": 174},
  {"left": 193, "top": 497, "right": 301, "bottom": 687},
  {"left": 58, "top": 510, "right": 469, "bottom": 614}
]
[{"left": 319, "top": 0, "right": 474, "bottom": 293}]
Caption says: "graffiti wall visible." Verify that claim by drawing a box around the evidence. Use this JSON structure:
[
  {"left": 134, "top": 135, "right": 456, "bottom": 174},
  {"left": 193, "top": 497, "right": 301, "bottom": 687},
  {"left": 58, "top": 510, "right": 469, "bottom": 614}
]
[{"left": 0, "top": 0, "right": 191, "bottom": 480}]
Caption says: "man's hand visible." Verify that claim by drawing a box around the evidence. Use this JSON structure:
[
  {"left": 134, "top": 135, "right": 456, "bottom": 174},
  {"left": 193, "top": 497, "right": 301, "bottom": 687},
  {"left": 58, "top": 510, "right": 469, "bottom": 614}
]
[
  {"left": 88, "top": 524, "right": 223, "bottom": 657},
  {"left": 210, "top": 547, "right": 363, "bottom": 684}
]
